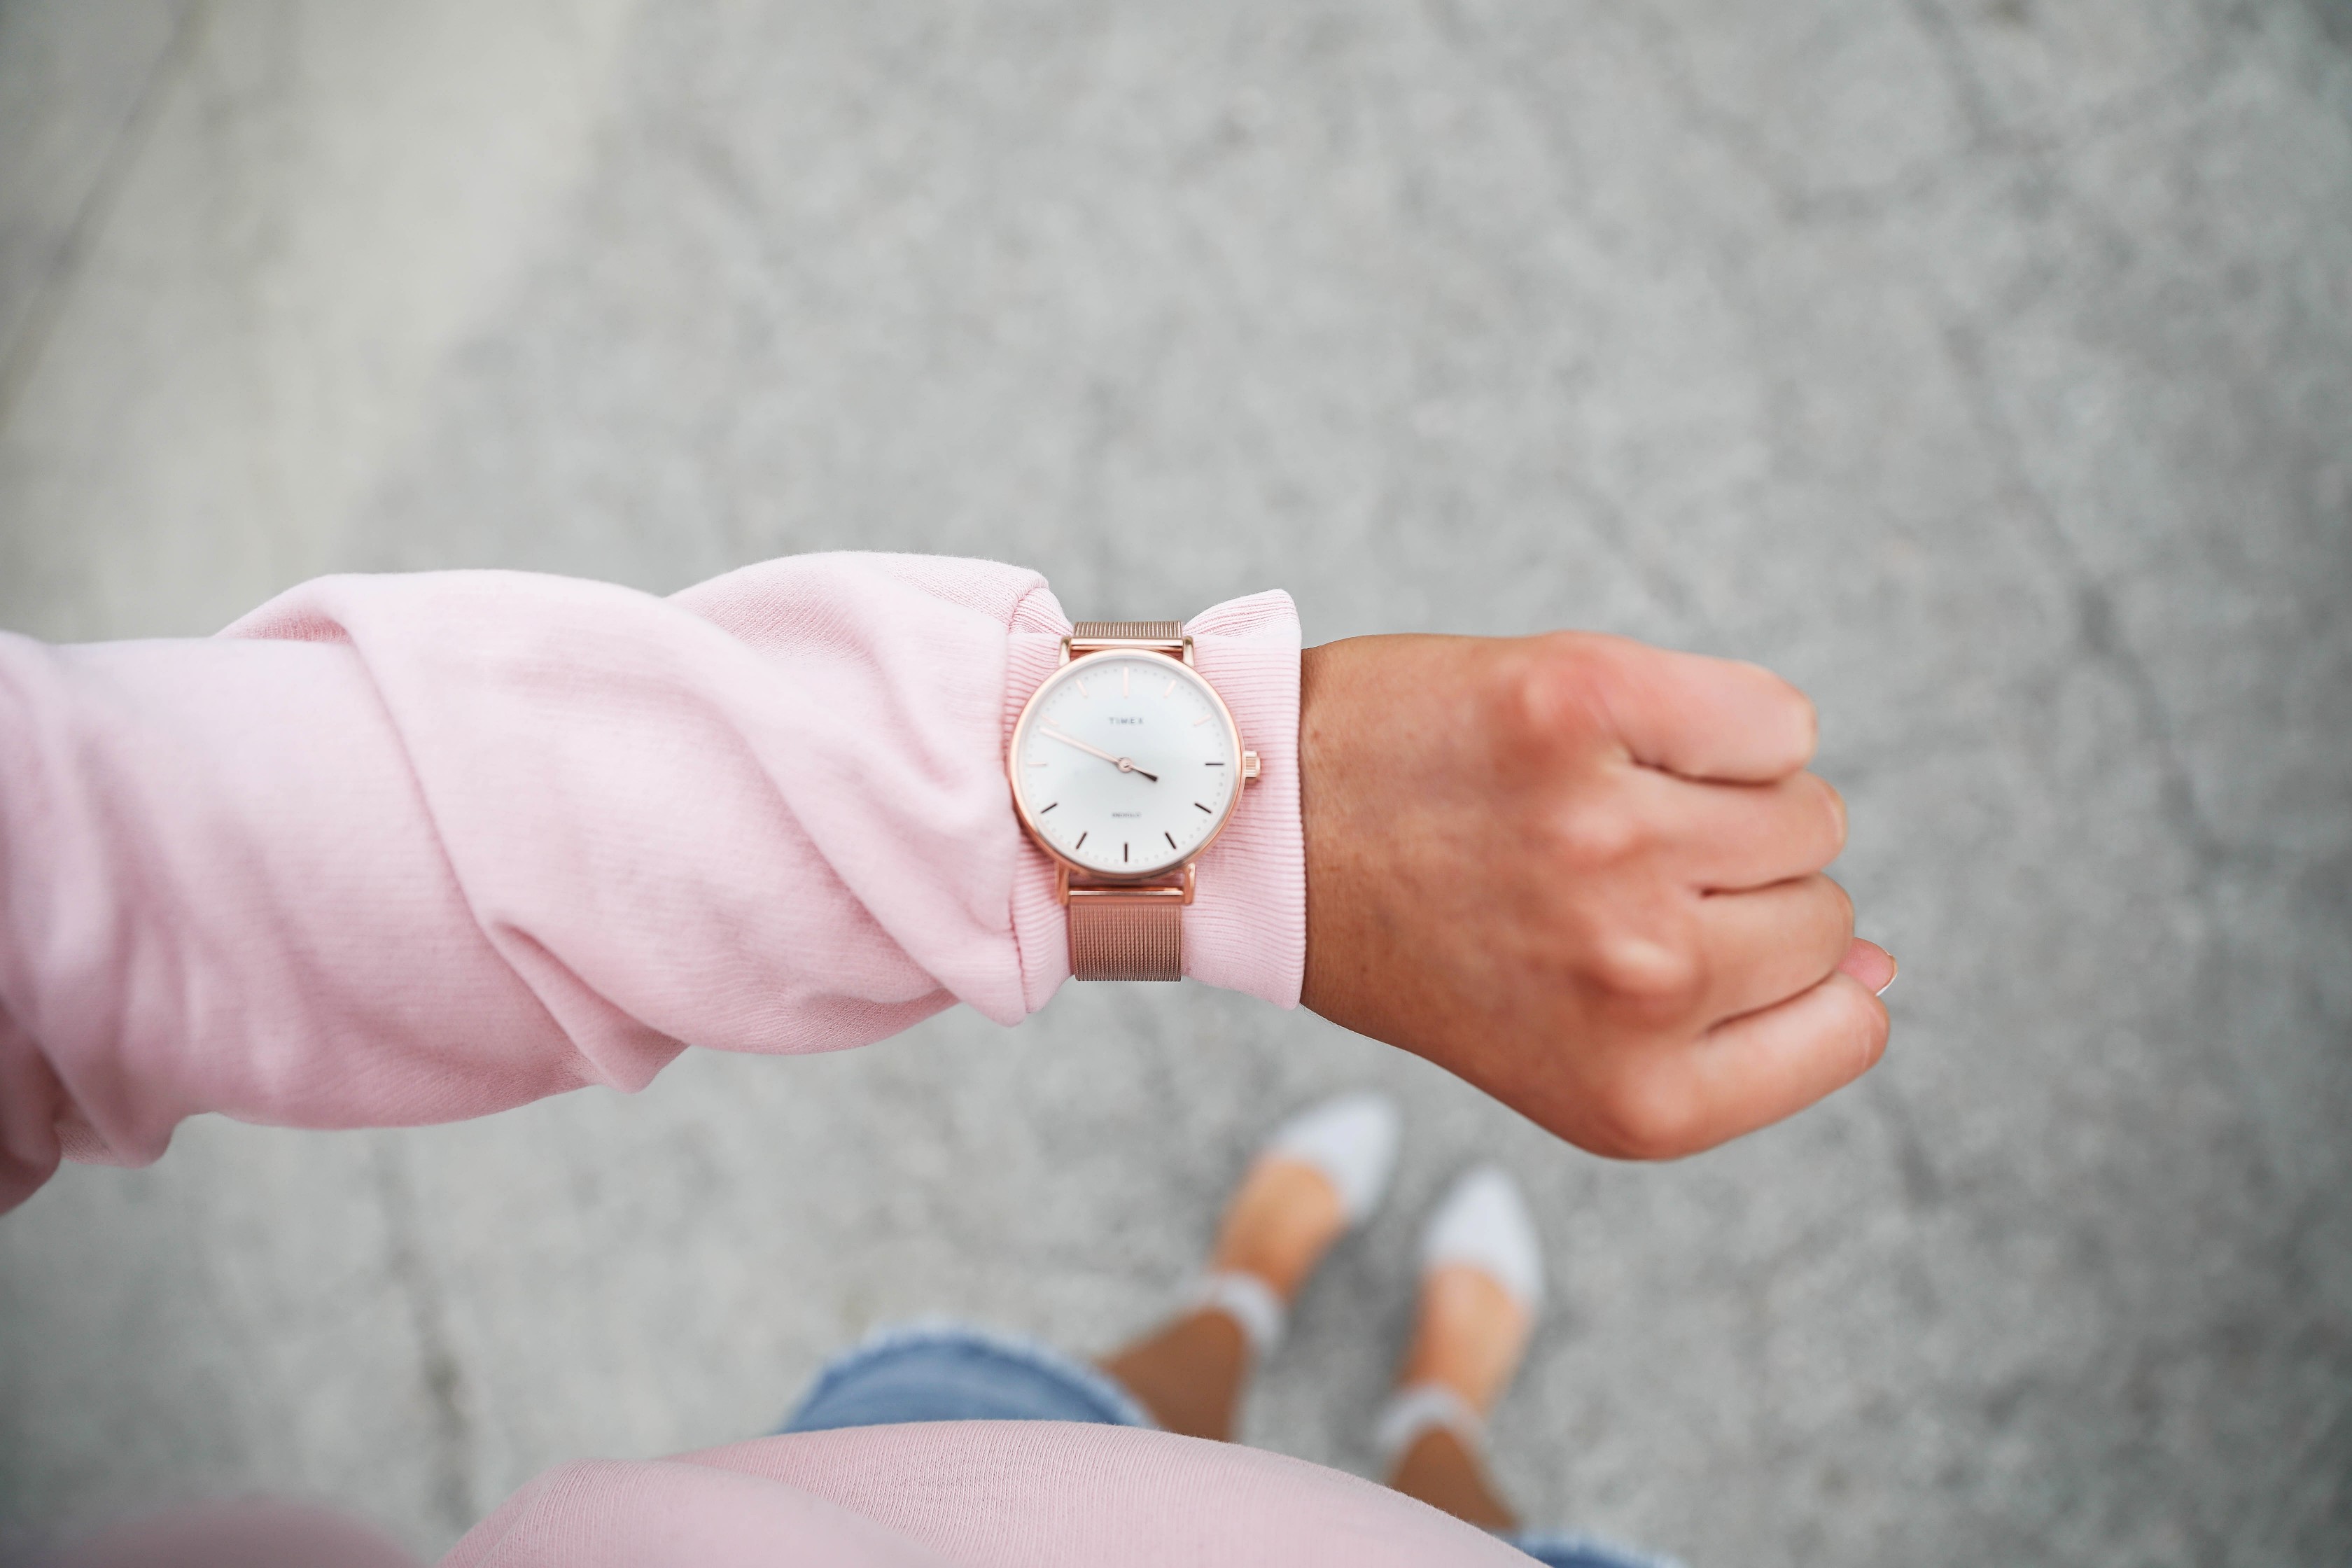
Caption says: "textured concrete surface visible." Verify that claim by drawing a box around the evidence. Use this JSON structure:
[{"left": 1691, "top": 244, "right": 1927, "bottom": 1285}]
[{"left": 1, "top": 2, "right": 2348, "bottom": 1564}]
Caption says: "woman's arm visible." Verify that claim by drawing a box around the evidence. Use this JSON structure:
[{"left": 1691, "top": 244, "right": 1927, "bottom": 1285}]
[
  {"left": 0, "top": 548, "right": 1890, "bottom": 1210},
  {"left": 0, "top": 554, "right": 1304, "bottom": 1208}
]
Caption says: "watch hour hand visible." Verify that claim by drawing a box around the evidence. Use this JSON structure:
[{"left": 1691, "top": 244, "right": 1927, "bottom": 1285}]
[{"left": 1041, "top": 727, "right": 1159, "bottom": 783}]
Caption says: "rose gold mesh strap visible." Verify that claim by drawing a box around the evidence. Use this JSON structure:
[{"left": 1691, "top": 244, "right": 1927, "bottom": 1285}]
[
  {"left": 1060, "top": 620, "right": 1187, "bottom": 981},
  {"left": 1068, "top": 894, "right": 1183, "bottom": 981},
  {"left": 1070, "top": 620, "right": 1184, "bottom": 643}
]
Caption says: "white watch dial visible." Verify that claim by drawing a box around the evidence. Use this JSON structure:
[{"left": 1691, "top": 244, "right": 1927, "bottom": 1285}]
[{"left": 1014, "top": 653, "right": 1240, "bottom": 878}]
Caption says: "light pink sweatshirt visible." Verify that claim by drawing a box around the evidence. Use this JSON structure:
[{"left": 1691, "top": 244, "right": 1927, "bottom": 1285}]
[{"left": 1, "top": 554, "right": 1520, "bottom": 1567}]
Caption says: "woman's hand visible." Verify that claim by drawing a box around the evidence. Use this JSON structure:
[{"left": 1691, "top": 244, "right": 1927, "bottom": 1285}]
[{"left": 1298, "top": 632, "right": 1893, "bottom": 1160}]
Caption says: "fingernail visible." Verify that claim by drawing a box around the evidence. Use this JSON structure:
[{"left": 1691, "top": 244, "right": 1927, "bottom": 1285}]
[{"left": 1875, "top": 957, "right": 1898, "bottom": 998}]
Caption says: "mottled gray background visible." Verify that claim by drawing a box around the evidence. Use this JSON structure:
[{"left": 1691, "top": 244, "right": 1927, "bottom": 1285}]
[{"left": 1, "top": 2, "right": 2347, "bottom": 1564}]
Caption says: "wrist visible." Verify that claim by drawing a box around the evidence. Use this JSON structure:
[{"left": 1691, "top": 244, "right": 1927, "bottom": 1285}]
[
  {"left": 1296, "top": 634, "right": 1503, "bottom": 1052},
  {"left": 1298, "top": 636, "right": 1402, "bottom": 1030}
]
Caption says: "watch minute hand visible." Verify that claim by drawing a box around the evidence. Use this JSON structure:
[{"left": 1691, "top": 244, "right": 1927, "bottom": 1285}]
[{"left": 1040, "top": 727, "right": 1159, "bottom": 783}]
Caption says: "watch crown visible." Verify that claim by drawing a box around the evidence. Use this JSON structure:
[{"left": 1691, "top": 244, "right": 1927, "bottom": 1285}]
[{"left": 1242, "top": 750, "right": 1261, "bottom": 781}]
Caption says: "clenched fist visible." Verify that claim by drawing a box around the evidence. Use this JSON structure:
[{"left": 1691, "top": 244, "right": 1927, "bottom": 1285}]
[{"left": 1299, "top": 633, "right": 1893, "bottom": 1160}]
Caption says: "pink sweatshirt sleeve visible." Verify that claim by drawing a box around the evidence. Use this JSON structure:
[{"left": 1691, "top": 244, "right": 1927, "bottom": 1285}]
[{"left": 0, "top": 552, "right": 1304, "bottom": 1210}]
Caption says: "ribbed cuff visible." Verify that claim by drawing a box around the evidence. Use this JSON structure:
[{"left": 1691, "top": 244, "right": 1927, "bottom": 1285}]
[{"left": 1003, "top": 590, "right": 1306, "bottom": 1013}]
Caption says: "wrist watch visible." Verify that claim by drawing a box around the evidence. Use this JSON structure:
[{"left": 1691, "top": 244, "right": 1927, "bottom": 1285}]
[{"left": 1007, "top": 620, "right": 1260, "bottom": 981}]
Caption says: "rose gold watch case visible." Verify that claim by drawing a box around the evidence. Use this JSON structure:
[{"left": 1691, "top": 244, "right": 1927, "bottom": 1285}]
[{"left": 1006, "top": 636, "right": 1252, "bottom": 891}]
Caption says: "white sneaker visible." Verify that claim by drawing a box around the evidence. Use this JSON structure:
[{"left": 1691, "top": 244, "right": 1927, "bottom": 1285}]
[
  {"left": 1418, "top": 1163, "right": 1544, "bottom": 1310},
  {"left": 1261, "top": 1090, "right": 1404, "bottom": 1227}
]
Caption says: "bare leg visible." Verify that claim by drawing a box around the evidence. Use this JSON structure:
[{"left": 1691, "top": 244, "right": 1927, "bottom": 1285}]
[
  {"left": 1098, "top": 1159, "right": 1345, "bottom": 1441},
  {"left": 1097, "top": 1307, "right": 1250, "bottom": 1441},
  {"left": 1389, "top": 1427, "right": 1518, "bottom": 1531},
  {"left": 1383, "top": 1264, "right": 1532, "bottom": 1529}
]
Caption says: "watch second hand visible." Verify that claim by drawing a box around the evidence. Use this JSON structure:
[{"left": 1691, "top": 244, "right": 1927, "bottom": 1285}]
[{"left": 1041, "top": 727, "right": 1159, "bottom": 782}]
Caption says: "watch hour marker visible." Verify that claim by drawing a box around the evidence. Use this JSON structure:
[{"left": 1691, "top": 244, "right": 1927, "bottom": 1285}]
[
  {"left": 1164, "top": 831, "right": 1178, "bottom": 850},
  {"left": 1162, "top": 678, "right": 1176, "bottom": 697},
  {"left": 1194, "top": 802, "right": 1212, "bottom": 813},
  {"left": 1075, "top": 832, "right": 1088, "bottom": 849},
  {"left": 1191, "top": 715, "right": 1210, "bottom": 726},
  {"left": 1122, "top": 666, "right": 1130, "bottom": 697},
  {"left": 1203, "top": 760, "right": 1224, "bottom": 766},
  {"left": 1038, "top": 802, "right": 1058, "bottom": 813},
  {"left": 1123, "top": 842, "right": 1130, "bottom": 864},
  {"left": 1075, "top": 677, "right": 1091, "bottom": 698}
]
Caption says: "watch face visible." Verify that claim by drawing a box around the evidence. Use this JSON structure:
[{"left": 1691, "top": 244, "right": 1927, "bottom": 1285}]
[{"left": 1011, "top": 653, "right": 1242, "bottom": 878}]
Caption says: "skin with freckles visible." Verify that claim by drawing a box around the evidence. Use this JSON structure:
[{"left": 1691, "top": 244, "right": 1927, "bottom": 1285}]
[{"left": 1298, "top": 632, "right": 1895, "bottom": 1161}]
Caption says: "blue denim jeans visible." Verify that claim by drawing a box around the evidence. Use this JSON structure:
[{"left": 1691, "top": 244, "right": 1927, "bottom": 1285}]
[{"left": 779, "top": 1321, "right": 1679, "bottom": 1568}]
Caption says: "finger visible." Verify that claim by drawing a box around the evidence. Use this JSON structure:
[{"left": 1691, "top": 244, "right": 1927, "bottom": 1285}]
[
  {"left": 1562, "top": 634, "right": 1818, "bottom": 783},
  {"left": 1694, "top": 874, "right": 1855, "bottom": 1021},
  {"left": 1646, "top": 769, "right": 1847, "bottom": 890},
  {"left": 1625, "top": 972, "right": 1890, "bottom": 1158},
  {"left": 1839, "top": 937, "right": 1896, "bottom": 995}
]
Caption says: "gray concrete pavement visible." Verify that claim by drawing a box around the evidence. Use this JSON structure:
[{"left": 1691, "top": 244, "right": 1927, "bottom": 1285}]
[{"left": 1, "top": 2, "right": 2347, "bottom": 1564}]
